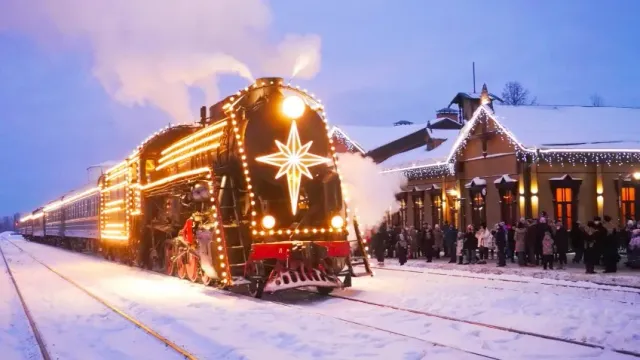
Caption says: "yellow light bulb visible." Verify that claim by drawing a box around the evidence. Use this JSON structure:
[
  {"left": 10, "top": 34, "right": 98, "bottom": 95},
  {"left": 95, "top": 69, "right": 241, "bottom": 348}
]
[{"left": 281, "top": 95, "right": 306, "bottom": 119}]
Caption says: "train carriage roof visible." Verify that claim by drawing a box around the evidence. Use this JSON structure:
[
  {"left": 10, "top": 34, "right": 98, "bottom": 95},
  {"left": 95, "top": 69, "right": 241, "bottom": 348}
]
[{"left": 132, "top": 124, "right": 200, "bottom": 160}]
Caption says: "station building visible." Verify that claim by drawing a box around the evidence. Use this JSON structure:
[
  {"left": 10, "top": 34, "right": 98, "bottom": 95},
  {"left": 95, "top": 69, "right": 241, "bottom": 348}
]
[{"left": 331, "top": 85, "right": 640, "bottom": 230}]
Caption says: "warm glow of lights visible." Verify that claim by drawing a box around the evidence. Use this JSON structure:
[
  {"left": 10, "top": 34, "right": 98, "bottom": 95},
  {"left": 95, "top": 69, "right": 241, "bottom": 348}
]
[
  {"left": 105, "top": 199, "right": 124, "bottom": 207},
  {"left": 101, "top": 233, "right": 128, "bottom": 241},
  {"left": 158, "top": 131, "right": 224, "bottom": 164},
  {"left": 330, "top": 215, "right": 344, "bottom": 229},
  {"left": 105, "top": 223, "right": 125, "bottom": 228},
  {"left": 155, "top": 143, "right": 220, "bottom": 170},
  {"left": 256, "top": 121, "right": 331, "bottom": 215},
  {"left": 633, "top": 172, "right": 640, "bottom": 180},
  {"left": 161, "top": 121, "right": 227, "bottom": 156},
  {"left": 103, "top": 207, "right": 122, "bottom": 214},
  {"left": 261, "top": 215, "right": 276, "bottom": 229},
  {"left": 101, "top": 181, "right": 126, "bottom": 193},
  {"left": 43, "top": 187, "right": 100, "bottom": 212},
  {"left": 142, "top": 167, "right": 210, "bottom": 190},
  {"left": 282, "top": 95, "right": 306, "bottom": 119}
]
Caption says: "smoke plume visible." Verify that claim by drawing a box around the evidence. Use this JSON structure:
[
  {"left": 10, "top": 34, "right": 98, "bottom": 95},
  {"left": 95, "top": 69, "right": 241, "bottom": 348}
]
[
  {"left": 0, "top": 0, "right": 322, "bottom": 122},
  {"left": 337, "top": 153, "right": 406, "bottom": 233}
]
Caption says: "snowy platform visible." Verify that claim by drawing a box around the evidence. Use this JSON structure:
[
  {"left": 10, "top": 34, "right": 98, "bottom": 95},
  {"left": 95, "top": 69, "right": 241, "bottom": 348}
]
[{"left": 2, "top": 232, "right": 639, "bottom": 359}]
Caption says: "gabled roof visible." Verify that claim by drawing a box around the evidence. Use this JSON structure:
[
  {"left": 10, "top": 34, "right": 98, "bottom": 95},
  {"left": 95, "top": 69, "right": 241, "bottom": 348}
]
[
  {"left": 384, "top": 104, "right": 640, "bottom": 177},
  {"left": 329, "top": 123, "right": 427, "bottom": 153},
  {"left": 448, "top": 92, "right": 503, "bottom": 107},
  {"left": 428, "top": 117, "right": 463, "bottom": 130},
  {"left": 494, "top": 105, "right": 640, "bottom": 150}
]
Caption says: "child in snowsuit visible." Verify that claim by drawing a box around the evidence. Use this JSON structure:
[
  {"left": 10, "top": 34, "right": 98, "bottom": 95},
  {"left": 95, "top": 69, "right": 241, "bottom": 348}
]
[{"left": 542, "top": 231, "right": 555, "bottom": 270}]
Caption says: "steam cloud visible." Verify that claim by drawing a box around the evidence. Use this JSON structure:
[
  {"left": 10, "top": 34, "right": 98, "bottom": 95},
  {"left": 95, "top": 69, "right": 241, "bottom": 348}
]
[
  {"left": 337, "top": 153, "right": 407, "bottom": 235},
  {"left": 0, "top": 0, "right": 322, "bottom": 122}
]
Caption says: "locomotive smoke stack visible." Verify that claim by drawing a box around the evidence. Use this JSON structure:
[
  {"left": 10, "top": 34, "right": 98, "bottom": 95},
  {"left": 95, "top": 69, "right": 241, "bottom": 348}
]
[{"left": 247, "top": 77, "right": 286, "bottom": 105}]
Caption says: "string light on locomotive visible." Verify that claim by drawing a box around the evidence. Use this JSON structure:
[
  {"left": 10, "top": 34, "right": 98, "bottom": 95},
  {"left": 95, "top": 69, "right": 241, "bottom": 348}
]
[
  {"left": 330, "top": 215, "right": 344, "bottom": 229},
  {"left": 261, "top": 215, "right": 276, "bottom": 229},
  {"left": 281, "top": 95, "right": 306, "bottom": 119},
  {"left": 256, "top": 120, "right": 331, "bottom": 215}
]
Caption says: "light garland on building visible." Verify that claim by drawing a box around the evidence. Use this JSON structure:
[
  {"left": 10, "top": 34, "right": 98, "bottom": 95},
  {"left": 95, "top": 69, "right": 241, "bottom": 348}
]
[
  {"left": 386, "top": 105, "right": 640, "bottom": 181},
  {"left": 328, "top": 127, "right": 366, "bottom": 154}
]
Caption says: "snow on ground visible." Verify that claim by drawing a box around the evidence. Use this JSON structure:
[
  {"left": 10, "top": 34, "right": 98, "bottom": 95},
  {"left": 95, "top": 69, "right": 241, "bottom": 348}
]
[
  {"left": 4, "top": 237, "right": 481, "bottom": 360},
  {"left": 0, "top": 235, "right": 40, "bottom": 360},
  {"left": 356, "top": 262, "right": 640, "bottom": 356},
  {"left": 0, "top": 238, "right": 183, "bottom": 360},
  {"left": 377, "top": 256, "right": 640, "bottom": 289}
]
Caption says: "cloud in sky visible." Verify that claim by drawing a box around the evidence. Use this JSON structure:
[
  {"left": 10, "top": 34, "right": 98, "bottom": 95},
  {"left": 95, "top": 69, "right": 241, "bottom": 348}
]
[{"left": 0, "top": 0, "right": 321, "bottom": 123}]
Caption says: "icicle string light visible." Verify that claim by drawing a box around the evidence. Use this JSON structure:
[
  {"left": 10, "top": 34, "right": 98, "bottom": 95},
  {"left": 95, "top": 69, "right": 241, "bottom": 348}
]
[{"left": 385, "top": 105, "right": 640, "bottom": 180}]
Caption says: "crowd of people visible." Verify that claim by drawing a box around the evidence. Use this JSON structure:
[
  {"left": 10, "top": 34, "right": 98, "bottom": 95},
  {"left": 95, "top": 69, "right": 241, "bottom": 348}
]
[{"left": 370, "top": 211, "right": 640, "bottom": 274}]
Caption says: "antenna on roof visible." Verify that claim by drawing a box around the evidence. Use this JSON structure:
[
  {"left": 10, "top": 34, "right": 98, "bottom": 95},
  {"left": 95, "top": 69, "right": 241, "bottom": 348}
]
[{"left": 472, "top": 62, "right": 476, "bottom": 93}]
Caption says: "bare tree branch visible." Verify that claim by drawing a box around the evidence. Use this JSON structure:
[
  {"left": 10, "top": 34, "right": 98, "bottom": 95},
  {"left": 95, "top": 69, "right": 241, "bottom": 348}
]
[{"left": 501, "top": 81, "right": 534, "bottom": 106}]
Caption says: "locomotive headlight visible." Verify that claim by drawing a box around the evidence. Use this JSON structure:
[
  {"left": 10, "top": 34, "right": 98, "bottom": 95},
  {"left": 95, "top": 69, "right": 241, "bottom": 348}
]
[
  {"left": 282, "top": 95, "right": 305, "bottom": 119},
  {"left": 330, "top": 215, "right": 344, "bottom": 229},
  {"left": 261, "top": 215, "right": 276, "bottom": 229}
]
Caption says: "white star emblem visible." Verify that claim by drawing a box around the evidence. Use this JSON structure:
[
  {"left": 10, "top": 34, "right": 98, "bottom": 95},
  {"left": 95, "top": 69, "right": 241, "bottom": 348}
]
[{"left": 256, "top": 121, "right": 331, "bottom": 215}]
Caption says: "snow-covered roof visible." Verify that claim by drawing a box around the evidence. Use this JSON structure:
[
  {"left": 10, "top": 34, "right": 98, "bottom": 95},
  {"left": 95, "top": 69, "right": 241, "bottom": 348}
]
[
  {"left": 494, "top": 174, "right": 517, "bottom": 184},
  {"left": 330, "top": 123, "right": 427, "bottom": 152},
  {"left": 380, "top": 136, "right": 457, "bottom": 171},
  {"left": 465, "top": 177, "right": 487, "bottom": 188},
  {"left": 494, "top": 105, "right": 640, "bottom": 150}
]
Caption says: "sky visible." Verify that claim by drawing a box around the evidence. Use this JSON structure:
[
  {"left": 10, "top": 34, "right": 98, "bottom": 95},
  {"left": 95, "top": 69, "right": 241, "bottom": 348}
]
[{"left": 1, "top": 0, "right": 639, "bottom": 215}]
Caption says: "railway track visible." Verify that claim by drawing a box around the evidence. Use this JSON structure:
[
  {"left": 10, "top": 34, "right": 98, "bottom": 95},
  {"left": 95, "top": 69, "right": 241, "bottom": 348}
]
[
  {"left": 8, "top": 237, "right": 640, "bottom": 359},
  {"left": 374, "top": 266, "right": 639, "bottom": 305},
  {"left": 305, "top": 289, "right": 640, "bottom": 358},
  {"left": 2, "top": 240, "right": 196, "bottom": 360},
  {"left": 374, "top": 264, "right": 640, "bottom": 293},
  {"left": 0, "top": 240, "right": 51, "bottom": 360}
]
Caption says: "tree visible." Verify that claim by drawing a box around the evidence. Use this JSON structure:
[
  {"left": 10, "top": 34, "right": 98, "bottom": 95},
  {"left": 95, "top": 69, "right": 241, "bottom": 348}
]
[
  {"left": 590, "top": 93, "right": 604, "bottom": 107},
  {"left": 501, "top": 81, "right": 535, "bottom": 106}
]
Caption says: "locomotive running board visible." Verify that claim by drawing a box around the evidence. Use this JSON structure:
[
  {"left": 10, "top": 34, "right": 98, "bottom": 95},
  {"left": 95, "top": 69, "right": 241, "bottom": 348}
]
[{"left": 263, "top": 269, "right": 342, "bottom": 293}]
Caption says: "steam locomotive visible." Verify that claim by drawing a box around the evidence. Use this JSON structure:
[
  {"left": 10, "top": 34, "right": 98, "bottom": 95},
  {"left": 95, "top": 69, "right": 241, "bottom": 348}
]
[{"left": 16, "top": 77, "right": 372, "bottom": 297}]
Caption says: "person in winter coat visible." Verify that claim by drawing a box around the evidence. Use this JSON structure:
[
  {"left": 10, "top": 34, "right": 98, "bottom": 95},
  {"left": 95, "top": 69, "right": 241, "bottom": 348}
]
[
  {"left": 554, "top": 221, "right": 569, "bottom": 269},
  {"left": 495, "top": 222, "right": 507, "bottom": 267},
  {"left": 373, "top": 223, "right": 388, "bottom": 265},
  {"left": 507, "top": 224, "right": 516, "bottom": 263},
  {"left": 409, "top": 226, "right": 419, "bottom": 259},
  {"left": 422, "top": 224, "right": 435, "bottom": 262},
  {"left": 464, "top": 225, "right": 477, "bottom": 264},
  {"left": 584, "top": 221, "right": 598, "bottom": 274},
  {"left": 571, "top": 221, "right": 584, "bottom": 264},
  {"left": 396, "top": 229, "right": 409, "bottom": 265},
  {"left": 602, "top": 215, "right": 619, "bottom": 273},
  {"left": 525, "top": 219, "right": 537, "bottom": 266},
  {"left": 515, "top": 219, "right": 527, "bottom": 266},
  {"left": 476, "top": 223, "right": 491, "bottom": 263},
  {"left": 456, "top": 232, "right": 465, "bottom": 264},
  {"left": 433, "top": 224, "right": 444, "bottom": 259},
  {"left": 541, "top": 230, "right": 555, "bottom": 270},
  {"left": 626, "top": 227, "right": 640, "bottom": 269},
  {"left": 535, "top": 217, "right": 552, "bottom": 265},
  {"left": 446, "top": 224, "right": 459, "bottom": 263}
]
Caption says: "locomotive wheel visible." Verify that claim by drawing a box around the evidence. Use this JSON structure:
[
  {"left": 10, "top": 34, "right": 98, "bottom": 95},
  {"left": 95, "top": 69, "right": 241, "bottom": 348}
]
[
  {"left": 164, "top": 243, "right": 175, "bottom": 276},
  {"left": 186, "top": 253, "right": 199, "bottom": 283},
  {"left": 247, "top": 262, "right": 266, "bottom": 299},
  {"left": 316, "top": 286, "right": 334, "bottom": 296},
  {"left": 176, "top": 255, "right": 187, "bottom": 279}
]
